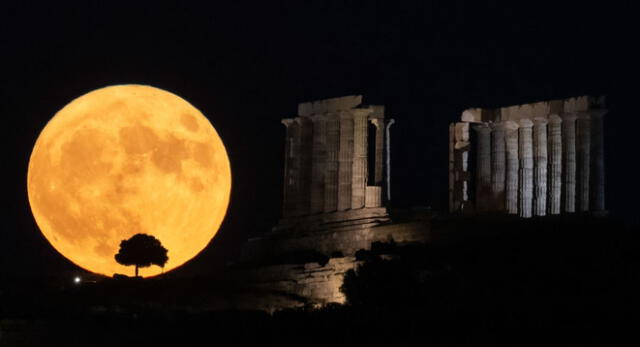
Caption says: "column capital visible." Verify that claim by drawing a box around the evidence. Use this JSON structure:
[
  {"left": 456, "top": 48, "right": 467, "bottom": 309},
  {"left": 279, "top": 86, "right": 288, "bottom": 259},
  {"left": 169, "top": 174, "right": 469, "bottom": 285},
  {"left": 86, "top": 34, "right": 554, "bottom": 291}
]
[
  {"left": 473, "top": 123, "right": 492, "bottom": 132},
  {"left": 590, "top": 108, "right": 608, "bottom": 118},
  {"left": 533, "top": 117, "right": 548, "bottom": 126},
  {"left": 560, "top": 112, "right": 578, "bottom": 122},
  {"left": 489, "top": 121, "right": 505, "bottom": 131},
  {"left": 370, "top": 118, "right": 384, "bottom": 129},
  {"left": 368, "top": 113, "right": 385, "bottom": 121},
  {"left": 504, "top": 120, "right": 520, "bottom": 132},
  {"left": 352, "top": 108, "right": 374, "bottom": 118},
  {"left": 548, "top": 114, "right": 562, "bottom": 124},
  {"left": 577, "top": 111, "right": 591, "bottom": 120},
  {"left": 338, "top": 110, "right": 354, "bottom": 120},
  {"left": 310, "top": 114, "right": 327, "bottom": 123},
  {"left": 326, "top": 112, "right": 340, "bottom": 120},
  {"left": 295, "top": 117, "right": 311, "bottom": 125},
  {"left": 281, "top": 118, "right": 296, "bottom": 127},
  {"left": 518, "top": 118, "right": 534, "bottom": 128}
]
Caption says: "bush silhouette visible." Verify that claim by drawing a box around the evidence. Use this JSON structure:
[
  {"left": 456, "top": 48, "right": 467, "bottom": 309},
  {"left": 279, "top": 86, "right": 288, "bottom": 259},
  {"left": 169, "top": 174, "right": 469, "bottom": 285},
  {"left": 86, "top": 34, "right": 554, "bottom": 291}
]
[{"left": 115, "top": 233, "right": 168, "bottom": 277}]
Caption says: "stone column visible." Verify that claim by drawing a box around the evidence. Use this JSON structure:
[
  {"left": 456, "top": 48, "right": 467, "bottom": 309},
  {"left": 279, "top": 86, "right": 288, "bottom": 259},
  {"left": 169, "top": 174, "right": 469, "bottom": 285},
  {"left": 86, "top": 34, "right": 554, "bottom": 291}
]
[
  {"left": 577, "top": 112, "right": 591, "bottom": 212},
  {"left": 473, "top": 124, "right": 492, "bottom": 212},
  {"left": 296, "top": 117, "right": 313, "bottom": 216},
  {"left": 324, "top": 113, "right": 340, "bottom": 212},
  {"left": 561, "top": 113, "right": 577, "bottom": 213},
  {"left": 518, "top": 119, "right": 534, "bottom": 218},
  {"left": 365, "top": 186, "right": 382, "bottom": 207},
  {"left": 547, "top": 114, "right": 562, "bottom": 215},
  {"left": 288, "top": 119, "right": 303, "bottom": 216},
  {"left": 449, "top": 123, "right": 456, "bottom": 213},
  {"left": 454, "top": 122, "right": 471, "bottom": 213},
  {"left": 590, "top": 109, "right": 607, "bottom": 213},
  {"left": 281, "top": 119, "right": 296, "bottom": 217},
  {"left": 337, "top": 111, "right": 354, "bottom": 211},
  {"left": 371, "top": 119, "right": 385, "bottom": 186},
  {"left": 385, "top": 119, "right": 395, "bottom": 201},
  {"left": 533, "top": 117, "right": 548, "bottom": 216},
  {"left": 351, "top": 111, "right": 368, "bottom": 209},
  {"left": 504, "top": 121, "right": 519, "bottom": 215},
  {"left": 490, "top": 122, "right": 506, "bottom": 212},
  {"left": 310, "top": 115, "right": 327, "bottom": 214}
]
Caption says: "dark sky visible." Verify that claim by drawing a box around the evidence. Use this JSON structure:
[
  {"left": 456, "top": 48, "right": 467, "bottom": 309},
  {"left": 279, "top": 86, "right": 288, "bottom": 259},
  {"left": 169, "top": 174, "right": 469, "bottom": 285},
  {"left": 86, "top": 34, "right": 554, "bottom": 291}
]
[{"left": 1, "top": 2, "right": 635, "bottom": 279}]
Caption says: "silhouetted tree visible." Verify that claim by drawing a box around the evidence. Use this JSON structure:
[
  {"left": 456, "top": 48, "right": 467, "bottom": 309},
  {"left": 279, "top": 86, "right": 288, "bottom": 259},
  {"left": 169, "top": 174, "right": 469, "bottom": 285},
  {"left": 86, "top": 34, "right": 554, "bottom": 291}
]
[{"left": 115, "top": 233, "right": 168, "bottom": 277}]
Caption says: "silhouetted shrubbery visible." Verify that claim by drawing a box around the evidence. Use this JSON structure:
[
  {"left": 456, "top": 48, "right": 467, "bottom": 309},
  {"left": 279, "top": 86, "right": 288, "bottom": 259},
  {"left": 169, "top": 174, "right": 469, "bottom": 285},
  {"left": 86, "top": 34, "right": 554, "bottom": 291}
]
[
  {"left": 339, "top": 216, "right": 640, "bottom": 344},
  {"left": 3, "top": 216, "right": 640, "bottom": 345}
]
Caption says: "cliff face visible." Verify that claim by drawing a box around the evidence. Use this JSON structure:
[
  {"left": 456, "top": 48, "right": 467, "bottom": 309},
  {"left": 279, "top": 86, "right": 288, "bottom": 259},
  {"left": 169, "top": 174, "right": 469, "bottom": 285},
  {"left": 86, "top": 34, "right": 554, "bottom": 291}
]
[
  {"left": 232, "top": 220, "right": 431, "bottom": 310},
  {"left": 230, "top": 257, "right": 360, "bottom": 312}
]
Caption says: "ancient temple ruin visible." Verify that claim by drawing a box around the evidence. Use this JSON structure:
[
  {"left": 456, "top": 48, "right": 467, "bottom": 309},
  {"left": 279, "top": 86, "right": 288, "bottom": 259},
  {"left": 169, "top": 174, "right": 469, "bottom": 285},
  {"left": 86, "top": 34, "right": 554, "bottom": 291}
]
[
  {"left": 276, "top": 95, "right": 394, "bottom": 232},
  {"left": 242, "top": 95, "right": 413, "bottom": 261},
  {"left": 237, "top": 96, "right": 430, "bottom": 309},
  {"left": 449, "top": 96, "right": 607, "bottom": 217},
  {"left": 235, "top": 94, "right": 610, "bottom": 310}
]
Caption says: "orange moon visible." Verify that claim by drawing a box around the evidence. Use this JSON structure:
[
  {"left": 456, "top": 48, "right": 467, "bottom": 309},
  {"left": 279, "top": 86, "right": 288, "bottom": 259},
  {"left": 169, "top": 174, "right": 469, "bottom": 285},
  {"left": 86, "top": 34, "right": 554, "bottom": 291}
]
[{"left": 27, "top": 85, "right": 231, "bottom": 277}]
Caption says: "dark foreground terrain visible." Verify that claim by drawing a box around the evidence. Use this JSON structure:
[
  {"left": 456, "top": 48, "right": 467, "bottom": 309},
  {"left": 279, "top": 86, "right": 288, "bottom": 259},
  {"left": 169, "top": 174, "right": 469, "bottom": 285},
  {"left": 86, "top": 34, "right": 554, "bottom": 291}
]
[{"left": 2, "top": 216, "right": 639, "bottom": 346}]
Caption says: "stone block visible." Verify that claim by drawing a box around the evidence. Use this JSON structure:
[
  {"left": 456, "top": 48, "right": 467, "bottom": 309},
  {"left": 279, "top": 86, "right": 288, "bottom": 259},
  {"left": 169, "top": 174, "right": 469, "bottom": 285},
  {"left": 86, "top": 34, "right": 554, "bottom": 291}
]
[
  {"left": 454, "top": 122, "right": 469, "bottom": 143},
  {"left": 549, "top": 99, "right": 564, "bottom": 114},
  {"left": 365, "top": 186, "right": 382, "bottom": 207},
  {"left": 461, "top": 108, "right": 482, "bottom": 122},
  {"left": 564, "top": 96, "right": 589, "bottom": 113},
  {"left": 297, "top": 95, "right": 363, "bottom": 116},
  {"left": 530, "top": 102, "right": 551, "bottom": 118}
]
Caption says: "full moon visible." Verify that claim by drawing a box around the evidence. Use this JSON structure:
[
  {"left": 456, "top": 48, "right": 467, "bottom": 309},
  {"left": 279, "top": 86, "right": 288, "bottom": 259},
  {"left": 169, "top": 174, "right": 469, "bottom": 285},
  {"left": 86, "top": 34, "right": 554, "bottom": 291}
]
[{"left": 27, "top": 85, "right": 231, "bottom": 277}]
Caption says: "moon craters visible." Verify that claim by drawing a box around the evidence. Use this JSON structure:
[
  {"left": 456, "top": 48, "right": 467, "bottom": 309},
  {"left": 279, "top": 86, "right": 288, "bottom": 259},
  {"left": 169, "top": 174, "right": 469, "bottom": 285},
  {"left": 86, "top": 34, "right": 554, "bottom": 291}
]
[
  {"left": 181, "top": 113, "right": 199, "bottom": 132},
  {"left": 119, "top": 123, "right": 189, "bottom": 176},
  {"left": 28, "top": 85, "right": 231, "bottom": 277}
]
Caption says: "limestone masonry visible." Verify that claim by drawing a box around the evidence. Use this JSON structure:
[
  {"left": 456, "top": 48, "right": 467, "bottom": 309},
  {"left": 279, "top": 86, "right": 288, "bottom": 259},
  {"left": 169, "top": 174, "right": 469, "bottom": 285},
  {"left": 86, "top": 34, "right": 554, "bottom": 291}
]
[
  {"left": 277, "top": 95, "right": 393, "bottom": 232},
  {"left": 236, "top": 94, "right": 608, "bottom": 309},
  {"left": 449, "top": 96, "right": 607, "bottom": 217},
  {"left": 243, "top": 95, "right": 407, "bottom": 262},
  {"left": 237, "top": 96, "right": 429, "bottom": 308}
]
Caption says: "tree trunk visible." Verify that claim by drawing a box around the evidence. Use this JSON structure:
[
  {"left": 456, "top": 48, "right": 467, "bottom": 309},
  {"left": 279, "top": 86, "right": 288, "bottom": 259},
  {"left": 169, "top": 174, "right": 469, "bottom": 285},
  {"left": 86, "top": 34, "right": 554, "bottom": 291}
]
[{"left": 135, "top": 265, "right": 139, "bottom": 278}]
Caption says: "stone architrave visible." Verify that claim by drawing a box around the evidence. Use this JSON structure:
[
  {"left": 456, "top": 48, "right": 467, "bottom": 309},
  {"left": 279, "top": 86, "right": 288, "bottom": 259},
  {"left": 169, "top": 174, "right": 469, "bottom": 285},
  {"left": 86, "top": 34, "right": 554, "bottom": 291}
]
[
  {"left": 576, "top": 112, "right": 591, "bottom": 212},
  {"left": 547, "top": 114, "right": 563, "bottom": 215},
  {"left": 324, "top": 113, "right": 340, "bottom": 212},
  {"left": 337, "top": 112, "right": 354, "bottom": 211},
  {"left": 561, "top": 113, "right": 577, "bottom": 213},
  {"left": 533, "top": 117, "right": 548, "bottom": 216},
  {"left": 351, "top": 110, "right": 369, "bottom": 209},
  {"left": 490, "top": 122, "right": 506, "bottom": 212},
  {"left": 473, "top": 124, "right": 492, "bottom": 212},
  {"left": 590, "top": 109, "right": 607, "bottom": 213},
  {"left": 296, "top": 117, "right": 313, "bottom": 216},
  {"left": 281, "top": 119, "right": 296, "bottom": 217},
  {"left": 310, "top": 115, "right": 327, "bottom": 214},
  {"left": 504, "top": 121, "right": 520, "bottom": 214},
  {"left": 518, "top": 119, "right": 534, "bottom": 218}
]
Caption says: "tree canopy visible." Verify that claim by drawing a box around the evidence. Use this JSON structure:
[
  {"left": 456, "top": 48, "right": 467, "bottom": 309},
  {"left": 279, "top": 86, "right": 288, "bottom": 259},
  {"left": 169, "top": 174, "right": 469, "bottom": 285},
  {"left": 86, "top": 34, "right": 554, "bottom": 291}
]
[{"left": 115, "top": 233, "right": 168, "bottom": 277}]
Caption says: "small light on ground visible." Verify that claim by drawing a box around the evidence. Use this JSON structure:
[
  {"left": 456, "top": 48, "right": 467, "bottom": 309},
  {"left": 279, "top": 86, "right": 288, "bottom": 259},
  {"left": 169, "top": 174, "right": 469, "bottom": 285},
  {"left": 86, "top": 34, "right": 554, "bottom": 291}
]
[{"left": 74, "top": 276, "right": 81, "bottom": 284}]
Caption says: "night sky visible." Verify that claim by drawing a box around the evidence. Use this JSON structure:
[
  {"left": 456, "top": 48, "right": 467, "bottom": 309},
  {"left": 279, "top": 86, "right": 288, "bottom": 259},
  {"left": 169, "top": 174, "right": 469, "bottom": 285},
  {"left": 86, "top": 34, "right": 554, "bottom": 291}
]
[{"left": 2, "top": 2, "right": 635, "bottom": 279}]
